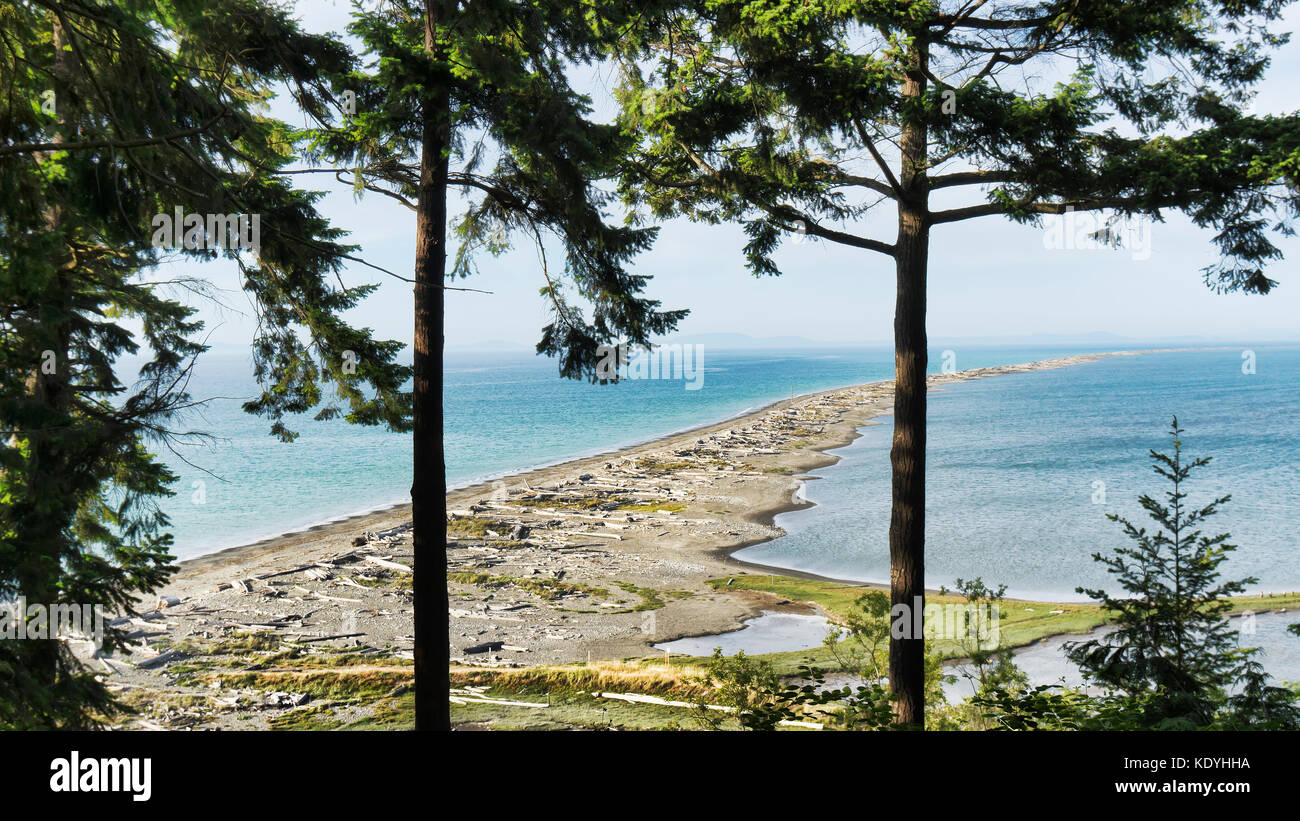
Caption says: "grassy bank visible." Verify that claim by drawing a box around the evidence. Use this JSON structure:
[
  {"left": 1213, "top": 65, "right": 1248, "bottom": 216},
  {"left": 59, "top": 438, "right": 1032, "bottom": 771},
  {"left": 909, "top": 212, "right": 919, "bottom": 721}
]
[
  {"left": 704, "top": 575, "right": 1300, "bottom": 674},
  {"left": 447, "top": 575, "right": 1300, "bottom": 729}
]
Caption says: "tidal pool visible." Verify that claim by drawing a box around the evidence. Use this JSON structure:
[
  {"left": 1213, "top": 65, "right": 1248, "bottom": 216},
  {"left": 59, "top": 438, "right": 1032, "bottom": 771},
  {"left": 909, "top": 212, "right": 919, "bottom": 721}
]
[{"left": 654, "top": 611, "right": 838, "bottom": 657}]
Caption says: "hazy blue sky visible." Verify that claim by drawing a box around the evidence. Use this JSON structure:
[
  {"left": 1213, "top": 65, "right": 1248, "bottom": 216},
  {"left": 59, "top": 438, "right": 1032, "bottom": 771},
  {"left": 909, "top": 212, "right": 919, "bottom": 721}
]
[{"left": 174, "top": 0, "right": 1300, "bottom": 352}]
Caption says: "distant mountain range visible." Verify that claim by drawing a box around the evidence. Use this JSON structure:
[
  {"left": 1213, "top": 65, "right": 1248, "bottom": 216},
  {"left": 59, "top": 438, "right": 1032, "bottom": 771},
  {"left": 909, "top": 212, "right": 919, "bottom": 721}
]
[
  {"left": 594, "top": 331, "right": 1295, "bottom": 350},
  {"left": 198, "top": 331, "right": 1296, "bottom": 358}
]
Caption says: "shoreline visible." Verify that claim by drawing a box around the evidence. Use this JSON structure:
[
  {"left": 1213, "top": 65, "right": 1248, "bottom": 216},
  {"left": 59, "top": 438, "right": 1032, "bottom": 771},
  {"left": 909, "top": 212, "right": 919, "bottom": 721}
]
[
  {"left": 92, "top": 345, "right": 1296, "bottom": 728},
  {"left": 158, "top": 349, "right": 1169, "bottom": 672},
  {"left": 182, "top": 347, "right": 1173, "bottom": 582},
  {"left": 179, "top": 343, "right": 1260, "bottom": 579},
  {"left": 177, "top": 380, "right": 872, "bottom": 568},
  {"left": 174, "top": 342, "right": 1272, "bottom": 565}
]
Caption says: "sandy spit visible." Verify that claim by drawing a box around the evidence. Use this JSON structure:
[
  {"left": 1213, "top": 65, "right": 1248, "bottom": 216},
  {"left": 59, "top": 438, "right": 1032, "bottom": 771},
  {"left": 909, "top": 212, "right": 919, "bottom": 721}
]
[{"left": 88, "top": 349, "right": 1165, "bottom": 727}]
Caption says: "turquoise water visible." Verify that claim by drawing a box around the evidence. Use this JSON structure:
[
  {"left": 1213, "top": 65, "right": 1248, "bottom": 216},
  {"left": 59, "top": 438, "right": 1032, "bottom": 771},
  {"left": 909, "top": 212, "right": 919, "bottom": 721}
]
[
  {"left": 736, "top": 347, "right": 1300, "bottom": 600},
  {"left": 137, "top": 344, "right": 1098, "bottom": 559}
]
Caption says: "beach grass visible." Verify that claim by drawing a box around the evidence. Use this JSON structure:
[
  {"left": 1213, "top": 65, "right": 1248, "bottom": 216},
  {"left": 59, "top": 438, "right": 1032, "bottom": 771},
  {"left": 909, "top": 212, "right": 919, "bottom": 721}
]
[
  {"left": 449, "top": 689, "right": 696, "bottom": 730},
  {"left": 441, "top": 578, "right": 1300, "bottom": 728},
  {"left": 510, "top": 496, "right": 688, "bottom": 513},
  {"left": 446, "top": 517, "right": 517, "bottom": 538},
  {"left": 451, "top": 658, "right": 711, "bottom": 697}
]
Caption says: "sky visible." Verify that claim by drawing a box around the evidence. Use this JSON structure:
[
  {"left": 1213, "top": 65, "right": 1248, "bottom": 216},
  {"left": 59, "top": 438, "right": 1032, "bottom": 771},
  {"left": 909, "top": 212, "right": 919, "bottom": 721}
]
[{"left": 172, "top": 0, "right": 1300, "bottom": 353}]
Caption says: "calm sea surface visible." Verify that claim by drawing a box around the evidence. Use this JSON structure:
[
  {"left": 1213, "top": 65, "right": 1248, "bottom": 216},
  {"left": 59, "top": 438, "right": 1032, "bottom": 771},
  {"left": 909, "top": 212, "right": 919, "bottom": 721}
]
[{"left": 738, "top": 347, "right": 1300, "bottom": 600}]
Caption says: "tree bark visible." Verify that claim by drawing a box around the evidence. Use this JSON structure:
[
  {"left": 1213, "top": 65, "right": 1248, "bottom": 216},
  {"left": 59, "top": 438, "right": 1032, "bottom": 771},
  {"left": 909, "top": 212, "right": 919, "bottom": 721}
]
[
  {"left": 889, "top": 34, "right": 930, "bottom": 728},
  {"left": 413, "top": 0, "right": 451, "bottom": 731},
  {"left": 19, "top": 16, "right": 76, "bottom": 706}
]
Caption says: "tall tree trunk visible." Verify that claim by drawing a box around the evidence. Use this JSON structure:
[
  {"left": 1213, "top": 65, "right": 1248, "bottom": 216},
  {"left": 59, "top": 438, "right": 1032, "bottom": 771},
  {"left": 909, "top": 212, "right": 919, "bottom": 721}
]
[
  {"left": 20, "top": 16, "right": 76, "bottom": 710},
  {"left": 889, "top": 34, "right": 930, "bottom": 728},
  {"left": 413, "top": 0, "right": 450, "bottom": 731}
]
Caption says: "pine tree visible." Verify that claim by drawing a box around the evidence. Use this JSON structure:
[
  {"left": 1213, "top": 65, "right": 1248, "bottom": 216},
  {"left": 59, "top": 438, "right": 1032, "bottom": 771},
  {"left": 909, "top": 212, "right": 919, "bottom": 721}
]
[
  {"left": 611, "top": 0, "right": 1300, "bottom": 725},
  {"left": 302, "top": 0, "right": 687, "bottom": 729},
  {"left": 0, "top": 0, "right": 410, "bottom": 727},
  {"left": 1065, "top": 417, "right": 1292, "bottom": 728}
]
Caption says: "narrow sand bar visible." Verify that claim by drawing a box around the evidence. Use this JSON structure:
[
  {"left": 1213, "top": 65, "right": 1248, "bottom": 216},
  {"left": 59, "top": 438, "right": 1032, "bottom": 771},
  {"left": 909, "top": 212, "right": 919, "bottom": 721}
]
[{"left": 147, "top": 350, "right": 1160, "bottom": 672}]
